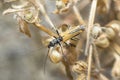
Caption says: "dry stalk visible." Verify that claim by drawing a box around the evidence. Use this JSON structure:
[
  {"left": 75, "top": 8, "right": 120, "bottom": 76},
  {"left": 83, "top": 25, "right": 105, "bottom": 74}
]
[
  {"left": 62, "top": 60, "right": 73, "bottom": 80},
  {"left": 93, "top": 43, "right": 101, "bottom": 70},
  {"left": 73, "top": 5, "right": 85, "bottom": 24},
  {"left": 87, "top": 44, "right": 93, "bottom": 80},
  {"left": 84, "top": 0, "right": 98, "bottom": 80},
  {"left": 85, "top": 0, "right": 98, "bottom": 56},
  {"left": 34, "top": 22, "right": 58, "bottom": 37}
]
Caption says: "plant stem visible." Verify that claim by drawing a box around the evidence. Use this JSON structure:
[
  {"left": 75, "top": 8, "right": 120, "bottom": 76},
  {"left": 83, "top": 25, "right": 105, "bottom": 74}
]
[
  {"left": 34, "top": 22, "right": 58, "bottom": 37},
  {"left": 87, "top": 45, "right": 93, "bottom": 80},
  {"left": 73, "top": 5, "right": 85, "bottom": 24},
  {"left": 85, "top": 0, "right": 98, "bottom": 56}
]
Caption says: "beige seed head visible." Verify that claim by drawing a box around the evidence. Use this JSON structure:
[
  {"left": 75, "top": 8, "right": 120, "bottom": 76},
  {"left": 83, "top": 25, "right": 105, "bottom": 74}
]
[
  {"left": 94, "top": 34, "right": 110, "bottom": 48},
  {"left": 72, "top": 61, "right": 88, "bottom": 74},
  {"left": 49, "top": 49, "right": 62, "bottom": 64}
]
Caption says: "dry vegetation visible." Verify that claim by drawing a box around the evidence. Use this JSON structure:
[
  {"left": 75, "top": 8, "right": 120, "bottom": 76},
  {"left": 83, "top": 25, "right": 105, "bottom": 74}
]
[{"left": 2, "top": 0, "right": 120, "bottom": 80}]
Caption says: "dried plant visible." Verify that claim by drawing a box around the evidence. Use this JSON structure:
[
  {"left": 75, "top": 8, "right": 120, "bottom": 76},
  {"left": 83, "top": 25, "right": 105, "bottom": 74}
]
[{"left": 2, "top": 0, "right": 120, "bottom": 80}]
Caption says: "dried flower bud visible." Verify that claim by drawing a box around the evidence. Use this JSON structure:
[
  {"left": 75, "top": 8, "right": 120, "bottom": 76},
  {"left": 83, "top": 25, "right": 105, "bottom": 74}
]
[
  {"left": 3, "top": 0, "right": 40, "bottom": 23},
  {"left": 106, "top": 20, "right": 120, "bottom": 33},
  {"left": 72, "top": 61, "right": 87, "bottom": 74},
  {"left": 49, "top": 48, "right": 62, "bottom": 63},
  {"left": 59, "top": 24, "right": 70, "bottom": 32},
  {"left": 53, "top": 0, "right": 72, "bottom": 14},
  {"left": 22, "top": 8, "right": 39, "bottom": 23},
  {"left": 56, "top": 0, "right": 66, "bottom": 10},
  {"left": 102, "top": 28, "right": 115, "bottom": 40},
  {"left": 92, "top": 25, "right": 102, "bottom": 39},
  {"left": 17, "top": 16, "right": 31, "bottom": 37},
  {"left": 94, "top": 34, "right": 110, "bottom": 48}
]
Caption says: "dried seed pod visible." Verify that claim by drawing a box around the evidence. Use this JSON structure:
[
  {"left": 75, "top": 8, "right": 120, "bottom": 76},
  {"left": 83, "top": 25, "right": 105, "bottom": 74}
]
[
  {"left": 102, "top": 28, "right": 115, "bottom": 40},
  {"left": 22, "top": 8, "right": 40, "bottom": 23},
  {"left": 53, "top": 0, "right": 72, "bottom": 14},
  {"left": 17, "top": 16, "right": 31, "bottom": 37},
  {"left": 56, "top": 0, "right": 66, "bottom": 10},
  {"left": 106, "top": 20, "right": 120, "bottom": 33},
  {"left": 72, "top": 61, "right": 87, "bottom": 80},
  {"left": 49, "top": 48, "right": 63, "bottom": 63},
  {"left": 59, "top": 24, "right": 70, "bottom": 32},
  {"left": 3, "top": 0, "right": 40, "bottom": 23},
  {"left": 53, "top": 0, "right": 66, "bottom": 14},
  {"left": 72, "top": 61, "right": 87, "bottom": 74},
  {"left": 92, "top": 24, "right": 102, "bottom": 39},
  {"left": 94, "top": 34, "right": 110, "bottom": 48}
]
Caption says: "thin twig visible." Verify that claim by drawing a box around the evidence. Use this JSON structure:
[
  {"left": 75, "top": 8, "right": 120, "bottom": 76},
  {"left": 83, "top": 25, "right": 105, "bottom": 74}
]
[
  {"left": 37, "top": 1, "right": 57, "bottom": 31},
  {"left": 85, "top": 0, "right": 98, "bottom": 80},
  {"left": 29, "top": 0, "right": 57, "bottom": 31},
  {"left": 73, "top": 5, "right": 85, "bottom": 24},
  {"left": 34, "top": 22, "right": 58, "bottom": 37},
  {"left": 93, "top": 43, "right": 101, "bottom": 70},
  {"left": 85, "top": 0, "right": 98, "bottom": 56},
  {"left": 87, "top": 45, "right": 93, "bottom": 80}
]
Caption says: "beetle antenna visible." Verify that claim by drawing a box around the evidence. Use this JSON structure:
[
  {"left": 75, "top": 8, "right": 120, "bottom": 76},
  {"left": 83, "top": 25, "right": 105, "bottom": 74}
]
[{"left": 43, "top": 48, "right": 51, "bottom": 74}]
